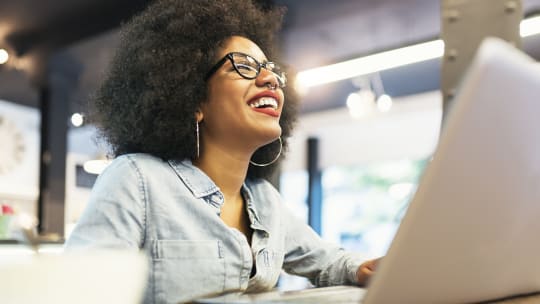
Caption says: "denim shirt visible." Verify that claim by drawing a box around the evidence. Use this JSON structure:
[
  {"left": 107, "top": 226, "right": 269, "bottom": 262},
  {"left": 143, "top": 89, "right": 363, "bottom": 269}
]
[{"left": 65, "top": 153, "right": 365, "bottom": 304}]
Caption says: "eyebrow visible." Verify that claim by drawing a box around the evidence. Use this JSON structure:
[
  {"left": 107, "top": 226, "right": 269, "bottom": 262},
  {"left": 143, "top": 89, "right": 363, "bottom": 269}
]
[{"left": 237, "top": 52, "right": 268, "bottom": 63}]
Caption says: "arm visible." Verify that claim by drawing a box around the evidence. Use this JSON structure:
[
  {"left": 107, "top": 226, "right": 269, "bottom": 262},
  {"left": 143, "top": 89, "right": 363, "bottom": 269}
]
[
  {"left": 281, "top": 204, "right": 374, "bottom": 286},
  {"left": 65, "top": 155, "right": 145, "bottom": 250},
  {"left": 356, "top": 258, "right": 380, "bottom": 285}
]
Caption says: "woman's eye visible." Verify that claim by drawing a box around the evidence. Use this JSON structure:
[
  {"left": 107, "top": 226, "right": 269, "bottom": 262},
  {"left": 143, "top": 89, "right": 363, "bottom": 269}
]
[{"left": 236, "top": 64, "right": 256, "bottom": 71}]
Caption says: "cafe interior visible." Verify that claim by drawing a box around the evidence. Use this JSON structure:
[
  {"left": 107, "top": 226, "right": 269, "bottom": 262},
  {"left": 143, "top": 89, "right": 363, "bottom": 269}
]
[{"left": 1, "top": 0, "right": 540, "bottom": 303}]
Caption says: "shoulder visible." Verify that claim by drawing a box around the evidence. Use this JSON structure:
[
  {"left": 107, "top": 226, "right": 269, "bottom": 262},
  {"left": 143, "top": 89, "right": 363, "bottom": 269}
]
[
  {"left": 90, "top": 153, "right": 184, "bottom": 207},
  {"left": 103, "top": 153, "right": 169, "bottom": 176},
  {"left": 116, "top": 153, "right": 168, "bottom": 167},
  {"left": 94, "top": 153, "right": 172, "bottom": 190}
]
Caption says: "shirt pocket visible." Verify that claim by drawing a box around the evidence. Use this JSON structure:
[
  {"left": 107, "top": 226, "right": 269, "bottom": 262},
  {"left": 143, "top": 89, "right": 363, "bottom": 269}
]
[{"left": 152, "top": 240, "right": 225, "bottom": 304}]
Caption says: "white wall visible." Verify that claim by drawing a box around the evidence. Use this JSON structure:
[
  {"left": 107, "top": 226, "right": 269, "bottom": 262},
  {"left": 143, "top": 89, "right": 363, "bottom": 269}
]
[
  {"left": 0, "top": 99, "right": 40, "bottom": 215},
  {"left": 0, "top": 100, "right": 106, "bottom": 232}
]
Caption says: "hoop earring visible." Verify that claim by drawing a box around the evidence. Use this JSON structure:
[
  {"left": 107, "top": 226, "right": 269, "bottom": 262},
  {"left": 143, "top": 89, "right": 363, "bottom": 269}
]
[
  {"left": 196, "top": 120, "right": 200, "bottom": 159},
  {"left": 250, "top": 137, "right": 282, "bottom": 167}
]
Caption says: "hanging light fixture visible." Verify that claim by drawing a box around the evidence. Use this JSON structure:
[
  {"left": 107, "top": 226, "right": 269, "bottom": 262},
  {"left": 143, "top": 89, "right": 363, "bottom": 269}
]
[
  {"left": 0, "top": 48, "right": 9, "bottom": 65},
  {"left": 296, "top": 15, "right": 540, "bottom": 91}
]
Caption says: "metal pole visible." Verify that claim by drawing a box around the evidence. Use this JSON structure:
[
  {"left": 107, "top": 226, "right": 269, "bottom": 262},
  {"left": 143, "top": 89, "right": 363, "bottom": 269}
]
[
  {"left": 440, "top": 0, "right": 522, "bottom": 116},
  {"left": 307, "top": 137, "right": 322, "bottom": 235}
]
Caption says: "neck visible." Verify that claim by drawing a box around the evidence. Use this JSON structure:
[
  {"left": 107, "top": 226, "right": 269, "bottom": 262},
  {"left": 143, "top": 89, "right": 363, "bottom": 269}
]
[{"left": 192, "top": 141, "right": 252, "bottom": 202}]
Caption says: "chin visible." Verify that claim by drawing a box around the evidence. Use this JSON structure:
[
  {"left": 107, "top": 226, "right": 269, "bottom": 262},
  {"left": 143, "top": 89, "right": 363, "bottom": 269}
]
[{"left": 258, "top": 127, "right": 282, "bottom": 145}]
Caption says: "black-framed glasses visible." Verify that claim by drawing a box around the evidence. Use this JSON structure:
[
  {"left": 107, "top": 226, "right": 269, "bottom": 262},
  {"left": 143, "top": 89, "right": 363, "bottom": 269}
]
[{"left": 205, "top": 52, "right": 287, "bottom": 88}]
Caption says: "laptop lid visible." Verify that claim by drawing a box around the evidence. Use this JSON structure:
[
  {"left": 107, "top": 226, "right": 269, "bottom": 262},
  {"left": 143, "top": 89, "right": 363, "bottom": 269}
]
[{"left": 364, "top": 37, "right": 540, "bottom": 304}]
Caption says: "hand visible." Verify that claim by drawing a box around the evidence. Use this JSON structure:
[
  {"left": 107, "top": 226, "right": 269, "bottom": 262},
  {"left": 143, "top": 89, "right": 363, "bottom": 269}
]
[{"left": 356, "top": 257, "right": 382, "bottom": 286}]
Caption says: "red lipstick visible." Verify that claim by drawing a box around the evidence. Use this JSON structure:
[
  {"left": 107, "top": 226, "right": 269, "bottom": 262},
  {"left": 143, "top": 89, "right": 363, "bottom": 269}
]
[{"left": 247, "top": 90, "right": 281, "bottom": 117}]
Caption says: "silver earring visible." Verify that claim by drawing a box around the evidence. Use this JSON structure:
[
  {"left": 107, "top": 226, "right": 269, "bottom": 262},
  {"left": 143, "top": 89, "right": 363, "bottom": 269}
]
[
  {"left": 196, "top": 120, "right": 200, "bottom": 159},
  {"left": 250, "top": 137, "right": 282, "bottom": 167}
]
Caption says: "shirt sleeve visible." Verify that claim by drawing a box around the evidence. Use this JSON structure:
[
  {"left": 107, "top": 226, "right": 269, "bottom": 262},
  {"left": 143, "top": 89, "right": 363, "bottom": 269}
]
[
  {"left": 280, "top": 203, "right": 367, "bottom": 286},
  {"left": 64, "top": 155, "right": 146, "bottom": 250}
]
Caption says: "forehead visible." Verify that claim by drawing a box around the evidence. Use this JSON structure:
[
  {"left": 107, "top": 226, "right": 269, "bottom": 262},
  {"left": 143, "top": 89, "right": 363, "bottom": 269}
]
[{"left": 218, "top": 36, "right": 268, "bottom": 62}]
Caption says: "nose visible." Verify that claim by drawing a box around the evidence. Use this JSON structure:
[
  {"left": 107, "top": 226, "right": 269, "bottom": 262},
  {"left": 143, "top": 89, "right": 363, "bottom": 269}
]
[{"left": 255, "top": 68, "right": 280, "bottom": 89}]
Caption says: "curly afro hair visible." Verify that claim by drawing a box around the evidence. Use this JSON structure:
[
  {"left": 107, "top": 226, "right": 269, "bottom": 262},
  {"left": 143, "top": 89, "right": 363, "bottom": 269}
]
[{"left": 92, "top": 0, "right": 298, "bottom": 180}]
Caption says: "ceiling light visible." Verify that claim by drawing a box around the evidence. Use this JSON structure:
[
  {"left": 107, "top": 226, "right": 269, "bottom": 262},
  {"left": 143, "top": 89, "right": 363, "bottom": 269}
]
[
  {"left": 346, "top": 90, "right": 376, "bottom": 119},
  {"left": 71, "top": 113, "right": 84, "bottom": 127},
  {"left": 296, "top": 16, "right": 540, "bottom": 90},
  {"left": 0, "top": 49, "right": 8, "bottom": 65},
  {"left": 296, "top": 40, "right": 444, "bottom": 89},
  {"left": 377, "top": 94, "right": 393, "bottom": 112},
  {"left": 520, "top": 15, "right": 540, "bottom": 37}
]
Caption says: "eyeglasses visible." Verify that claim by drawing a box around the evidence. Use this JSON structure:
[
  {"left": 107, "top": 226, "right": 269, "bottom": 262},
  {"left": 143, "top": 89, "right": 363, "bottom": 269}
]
[{"left": 205, "top": 52, "right": 287, "bottom": 88}]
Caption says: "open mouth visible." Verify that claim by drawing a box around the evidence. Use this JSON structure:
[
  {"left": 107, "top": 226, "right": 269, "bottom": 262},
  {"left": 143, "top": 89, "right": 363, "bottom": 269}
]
[{"left": 248, "top": 97, "right": 278, "bottom": 110}]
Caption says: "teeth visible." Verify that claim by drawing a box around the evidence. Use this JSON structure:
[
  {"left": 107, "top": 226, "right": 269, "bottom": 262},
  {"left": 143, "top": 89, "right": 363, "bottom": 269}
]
[{"left": 249, "top": 97, "right": 278, "bottom": 109}]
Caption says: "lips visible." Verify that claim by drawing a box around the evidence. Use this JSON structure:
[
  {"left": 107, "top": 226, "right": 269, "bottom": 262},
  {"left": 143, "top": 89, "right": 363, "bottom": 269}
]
[
  {"left": 249, "top": 97, "right": 278, "bottom": 109},
  {"left": 247, "top": 91, "right": 281, "bottom": 117}
]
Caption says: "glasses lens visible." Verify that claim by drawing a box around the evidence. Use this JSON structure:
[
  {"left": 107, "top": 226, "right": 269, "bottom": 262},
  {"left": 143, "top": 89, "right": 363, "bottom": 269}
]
[
  {"left": 265, "top": 62, "right": 287, "bottom": 87},
  {"left": 231, "top": 53, "right": 259, "bottom": 78},
  {"left": 230, "top": 53, "right": 287, "bottom": 87},
  {"left": 276, "top": 72, "right": 287, "bottom": 88}
]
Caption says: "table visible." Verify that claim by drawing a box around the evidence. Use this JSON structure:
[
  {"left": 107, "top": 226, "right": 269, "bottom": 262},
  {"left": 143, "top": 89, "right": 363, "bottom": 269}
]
[{"left": 193, "top": 287, "right": 540, "bottom": 304}]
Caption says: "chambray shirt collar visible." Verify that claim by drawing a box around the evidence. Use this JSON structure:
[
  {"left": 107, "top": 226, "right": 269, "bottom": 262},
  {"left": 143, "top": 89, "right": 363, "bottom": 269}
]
[
  {"left": 167, "top": 159, "right": 223, "bottom": 206},
  {"left": 241, "top": 183, "right": 267, "bottom": 232},
  {"left": 168, "top": 159, "right": 269, "bottom": 232}
]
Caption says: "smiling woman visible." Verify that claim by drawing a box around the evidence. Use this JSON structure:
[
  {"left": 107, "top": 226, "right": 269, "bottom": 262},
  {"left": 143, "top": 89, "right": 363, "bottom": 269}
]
[
  {"left": 198, "top": 36, "right": 285, "bottom": 169},
  {"left": 88, "top": 0, "right": 296, "bottom": 180},
  {"left": 64, "top": 1, "right": 379, "bottom": 303}
]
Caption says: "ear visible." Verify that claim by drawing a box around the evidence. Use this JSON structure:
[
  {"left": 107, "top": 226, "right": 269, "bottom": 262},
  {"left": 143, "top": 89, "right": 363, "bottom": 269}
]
[{"left": 195, "top": 109, "right": 203, "bottom": 123}]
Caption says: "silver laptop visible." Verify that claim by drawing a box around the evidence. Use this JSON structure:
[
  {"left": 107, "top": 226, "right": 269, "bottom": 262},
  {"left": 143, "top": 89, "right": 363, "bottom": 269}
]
[
  {"left": 198, "top": 37, "right": 540, "bottom": 304},
  {"left": 363, "top": 37, "right": 540, "bottom": 304}
]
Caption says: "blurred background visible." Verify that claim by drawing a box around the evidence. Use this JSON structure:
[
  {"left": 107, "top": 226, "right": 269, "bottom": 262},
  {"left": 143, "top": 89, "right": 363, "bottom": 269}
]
[{"left": 0, "top": 1, "right": 539, "bottom": 284}]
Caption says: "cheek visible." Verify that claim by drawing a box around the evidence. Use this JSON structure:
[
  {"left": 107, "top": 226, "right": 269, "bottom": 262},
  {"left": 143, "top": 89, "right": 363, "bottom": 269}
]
[
  {"left": 208, "top": 82, "right": 248, "bottom": 111},
  {"left": 208, "top": 80, "right": 241, "bottom": 102},
  {"left": 202, "top": 86, "right": 243, "bottom": 126}
]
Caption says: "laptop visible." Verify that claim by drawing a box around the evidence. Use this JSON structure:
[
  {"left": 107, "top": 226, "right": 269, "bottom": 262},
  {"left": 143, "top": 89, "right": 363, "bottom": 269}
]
[
  {"left": 197, "top": 37, "right": 540, "bottom": 304},
  {"left": 362, "top": 37, "right": 540, "bottom": 304}
]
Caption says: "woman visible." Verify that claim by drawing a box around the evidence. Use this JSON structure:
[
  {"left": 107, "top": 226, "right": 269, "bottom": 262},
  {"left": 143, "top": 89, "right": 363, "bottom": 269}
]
[{"left": 65, "top": 0, "right": 378, "bottom": 303}]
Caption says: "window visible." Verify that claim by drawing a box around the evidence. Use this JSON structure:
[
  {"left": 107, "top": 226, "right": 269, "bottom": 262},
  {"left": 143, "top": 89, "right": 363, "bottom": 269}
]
[{"left": 321, "top": 158, "right": 427, "bottom": 257}]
